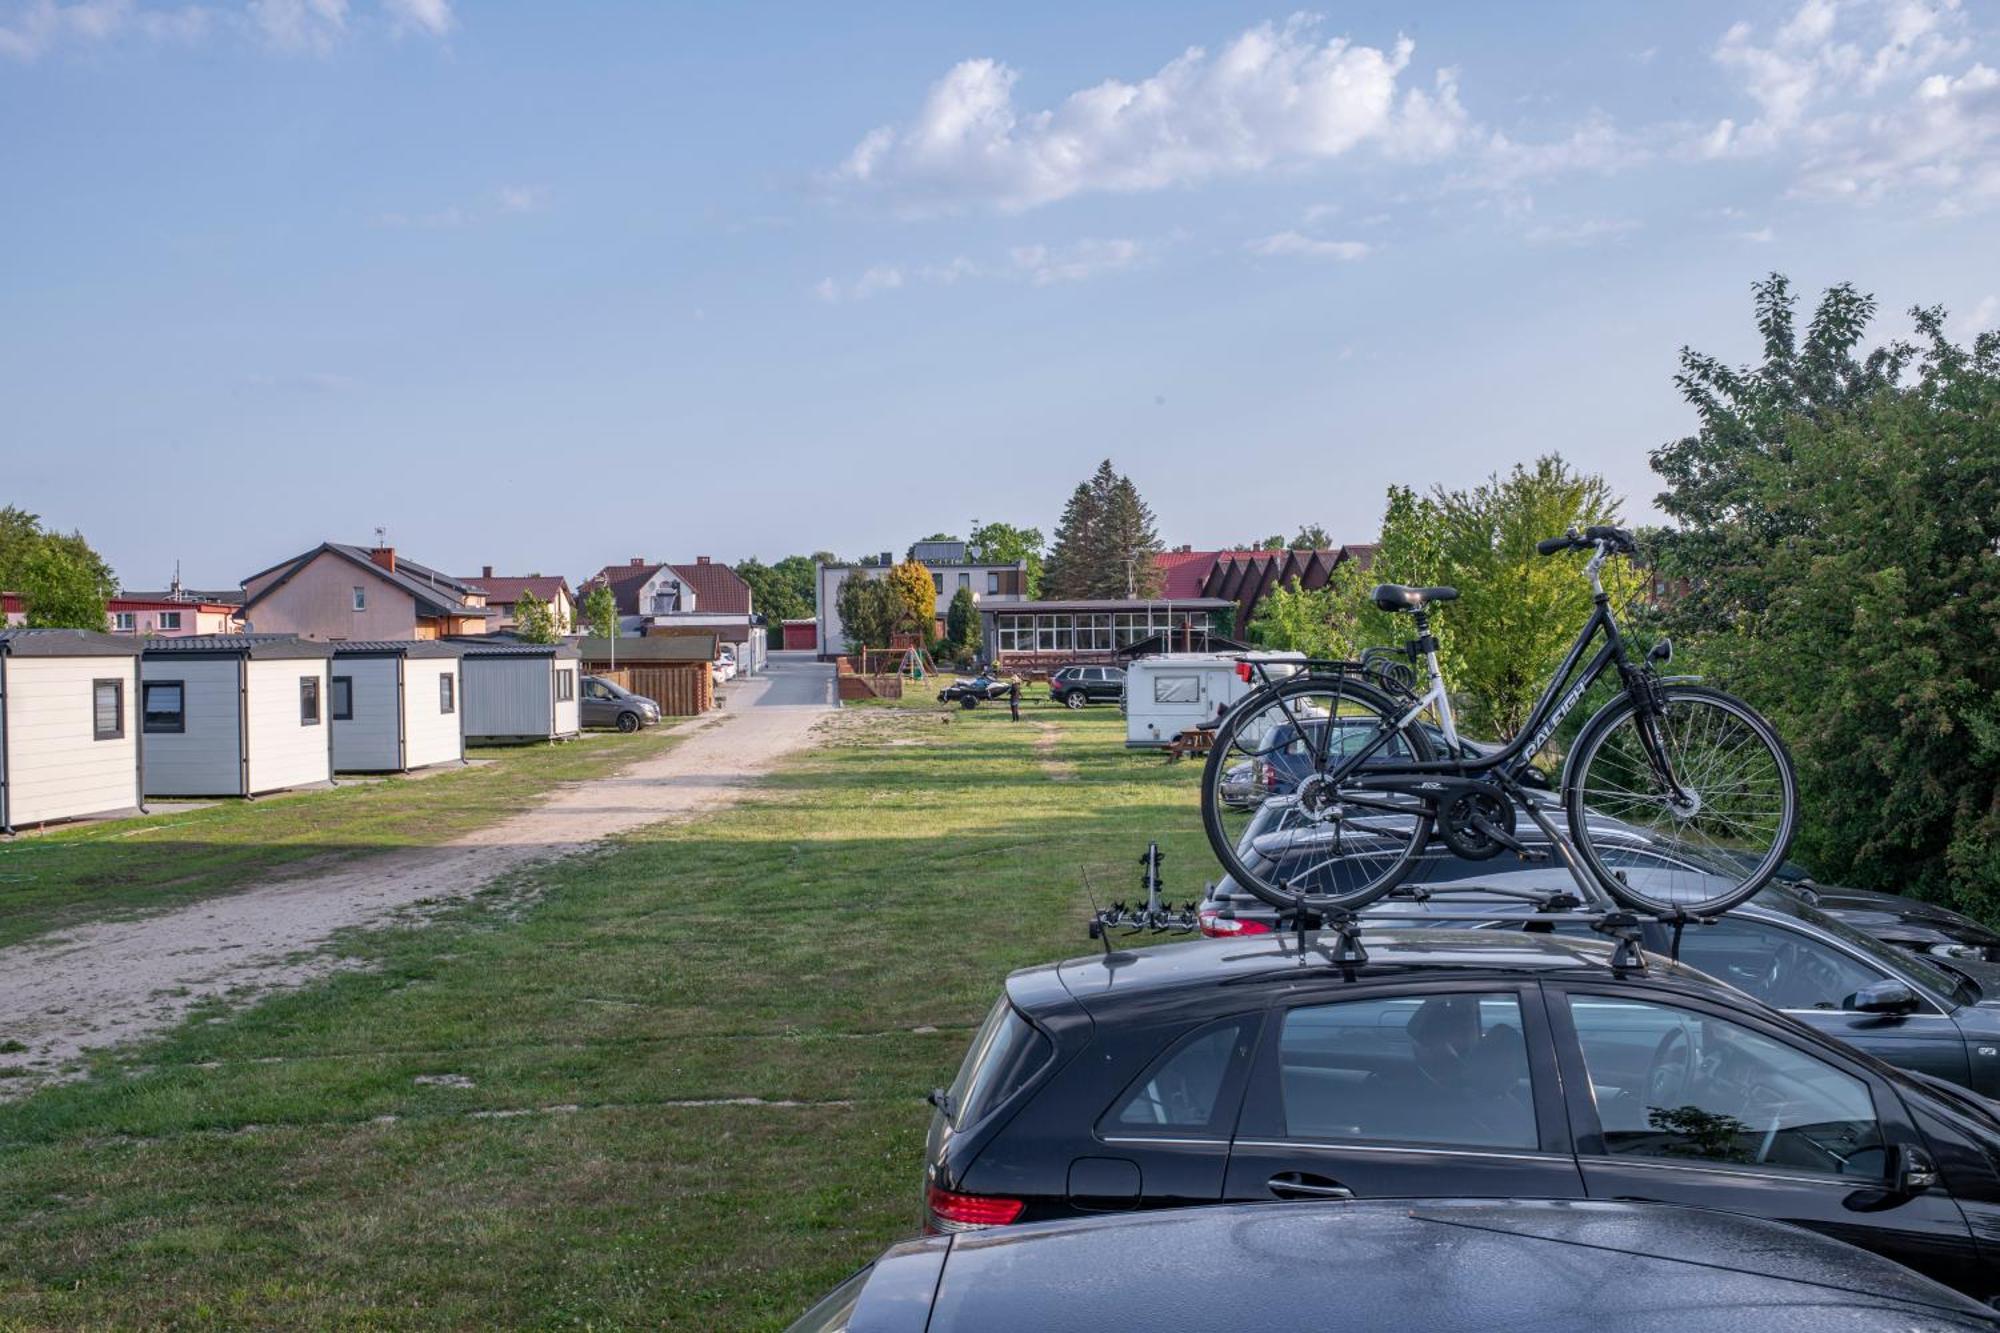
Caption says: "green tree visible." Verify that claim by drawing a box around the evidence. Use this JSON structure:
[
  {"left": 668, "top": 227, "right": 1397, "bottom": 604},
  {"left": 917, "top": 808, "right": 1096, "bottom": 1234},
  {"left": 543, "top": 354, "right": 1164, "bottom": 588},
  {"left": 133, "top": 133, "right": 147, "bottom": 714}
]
[
  {"left": 835, "top": 574, "right": 899, "bottom": 652},
  {"left": 1652, "top": 277, "right": 2000, "bottom": 913},
  {"left": 581, "top": 583, "right": 618, "bottom": 641},
  {"left": 1044, "top": 460, "right": 1162, "bottom": 599},
  {"left": 1293, "top": 524, "right": 1334, "bottom": 549},
  {"left": 1247, "top": 561, "right": 1376, "bottom": 658},
  {"left": 512, "top": 589, "right": 559, "bottom": 644},
  {"left": 734, "top": 557, "right": 813, "bottom": 625},
  {"left": 19, "top": 542, "right": 114, "bottom": 629},
  {"left": 967, "top": 520, "right": 1046, "bottom": 599},
  {"left": 886, "top": 559, "right": 936, "bottom": 640},
  {"left": 946, "top": 585, "right": 981, "bottom": 661}
]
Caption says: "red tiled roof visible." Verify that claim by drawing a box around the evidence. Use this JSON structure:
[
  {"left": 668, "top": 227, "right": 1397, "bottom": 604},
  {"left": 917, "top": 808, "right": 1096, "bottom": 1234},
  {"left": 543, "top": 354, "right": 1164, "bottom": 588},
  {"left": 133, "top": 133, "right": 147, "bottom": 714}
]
[
  {"left": 1155, "top": 549, "right": 1224, "bottom": 600},
  {"left": 583, "top": 562, "right": 666, "bottom": 616},
  {"left": 667, "top": 562, "right": 751, "bottom": 616},
  {"left": 462, "top": 575, "right": 572, "bottom": 607}
]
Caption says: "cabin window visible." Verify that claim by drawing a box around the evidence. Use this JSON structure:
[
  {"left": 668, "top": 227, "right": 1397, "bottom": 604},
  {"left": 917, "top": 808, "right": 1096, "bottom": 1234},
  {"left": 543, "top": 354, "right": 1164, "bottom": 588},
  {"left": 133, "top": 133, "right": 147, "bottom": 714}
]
[
  {"left": 330, "top": 675, "right": 353, "bottom": 721},
  {"left": 555, "top": 668, "right": 576, "bottom": 702},
  {"left": 92, "top": 679, "right": 125, "bottom": 740},
  {"left": 352, "top": 586, "right": 366, "bottom": 611},
  {"left": 112, "top": 612, "right": 136, "bottom": 631},
  {"left": 439, "top": 674, "right": 455, "bottom": 714},
  {"left": 142, "top": 681, "right": 185, "bottom": 733},
  {"left": 1153, "top": 675, "right": 1201, "bottom": 705},
  {"left": 301, "top": 676, "right": 321, "bottom": 725},
  {"left": 158, "top": 611, "right": 182, "bottom": 630}
]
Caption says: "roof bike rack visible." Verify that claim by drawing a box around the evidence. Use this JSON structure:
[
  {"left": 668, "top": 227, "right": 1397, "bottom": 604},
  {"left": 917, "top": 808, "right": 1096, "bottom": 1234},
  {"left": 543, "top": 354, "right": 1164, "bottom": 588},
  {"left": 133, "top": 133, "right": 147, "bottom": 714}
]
[{"left": 1089, "top": 842, "right": 1201, "bottom": 952}]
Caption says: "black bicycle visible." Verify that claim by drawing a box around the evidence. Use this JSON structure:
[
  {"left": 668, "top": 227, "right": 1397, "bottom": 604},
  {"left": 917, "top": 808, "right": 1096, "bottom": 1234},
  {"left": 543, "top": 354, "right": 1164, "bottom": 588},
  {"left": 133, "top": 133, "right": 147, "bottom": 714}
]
[{"left": 1200, "top": 526, "right": 1798, "bottom": 920}]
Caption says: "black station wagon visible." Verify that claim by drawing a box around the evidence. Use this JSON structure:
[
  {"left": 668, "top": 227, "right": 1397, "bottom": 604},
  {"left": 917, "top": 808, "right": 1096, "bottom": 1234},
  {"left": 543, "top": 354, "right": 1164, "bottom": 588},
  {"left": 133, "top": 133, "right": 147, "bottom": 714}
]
[{"left": 924, "top": 930, "right": 2000, "bottom": 1301}]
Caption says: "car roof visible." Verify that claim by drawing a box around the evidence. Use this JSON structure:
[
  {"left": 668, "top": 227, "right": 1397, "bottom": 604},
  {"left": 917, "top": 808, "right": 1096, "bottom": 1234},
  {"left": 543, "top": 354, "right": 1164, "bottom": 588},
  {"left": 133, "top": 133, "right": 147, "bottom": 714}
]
[
  {"left": 902, "top": 1199, "right": 1995, "bottom": 1331},
  {"left": 1036, "top": 928, "right": 1711, "bottom": 1012}
]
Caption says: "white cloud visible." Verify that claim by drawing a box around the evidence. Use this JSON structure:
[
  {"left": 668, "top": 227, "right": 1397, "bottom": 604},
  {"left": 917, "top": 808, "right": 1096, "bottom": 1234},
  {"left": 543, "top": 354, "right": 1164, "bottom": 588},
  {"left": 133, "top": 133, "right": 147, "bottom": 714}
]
[
  {"left": 249, "top": 0, "right": 345, "bottom": 53},
  {"left": 1792, "top": 61, "right": 2000, "bottom": 207},
  {"left": 814, "top": 264, "right": 907, "bottom": 303},
  {"left": 496, "top": 184, "right": 548, "bottom": 214},
  {"left": 1246, "top": 230, "right": 1371, "bottom": 260},
  {"left": 1009, "top": 237, "right": 1148, "bottom": 284},
  {"left": 1521, "top": 217, "right": 1641, "bottom": 246},
  {"left": 833, "top": 17, "right": 1466, "bottom": 213},
  {"left": 815, "top": 238, "right": 1152, "bottom": 301},
  {"left": 0, "top": 0, "right": 208, "bottom": 60},
  {"left": 381, "top": 0, "right": 445, "bottom": 37},
  {"left": 1741, "top": 225, "right": 1778, "bottom": 242},
  {"left": 1950, "top": 293, "right": 1997, "bottom": 337}
]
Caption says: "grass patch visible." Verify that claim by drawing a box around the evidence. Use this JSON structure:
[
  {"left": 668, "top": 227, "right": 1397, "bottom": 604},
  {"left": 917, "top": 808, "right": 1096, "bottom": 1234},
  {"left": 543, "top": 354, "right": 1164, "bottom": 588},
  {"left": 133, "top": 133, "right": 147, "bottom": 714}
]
[
  {"left": 0, "top": 728, "right": 683, "bottom": 949},
  {"left": 0, "top": 706, "right": 1213, "bottom": 1329}
]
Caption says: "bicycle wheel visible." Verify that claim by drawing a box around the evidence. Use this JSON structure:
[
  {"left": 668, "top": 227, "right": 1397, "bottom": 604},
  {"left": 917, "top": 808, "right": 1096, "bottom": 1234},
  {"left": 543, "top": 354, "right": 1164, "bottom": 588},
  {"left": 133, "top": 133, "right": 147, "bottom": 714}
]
[
  {"left": 1565, "top": 683, "right": 1798, "bottom": 917},
  {"left": 1200, "top": 675, "right": 1435, "bottom": 915}
]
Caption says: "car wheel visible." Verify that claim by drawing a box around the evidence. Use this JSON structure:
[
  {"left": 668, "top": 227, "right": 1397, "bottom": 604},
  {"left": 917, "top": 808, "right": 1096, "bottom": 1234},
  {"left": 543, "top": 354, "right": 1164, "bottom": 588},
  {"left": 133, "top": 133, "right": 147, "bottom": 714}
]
[
  {"left": 1063, "top": 691, "right": 1086, "bottom": 710},
  {"left": 617, "top": 712, "right": 640, "bottom": 733}
]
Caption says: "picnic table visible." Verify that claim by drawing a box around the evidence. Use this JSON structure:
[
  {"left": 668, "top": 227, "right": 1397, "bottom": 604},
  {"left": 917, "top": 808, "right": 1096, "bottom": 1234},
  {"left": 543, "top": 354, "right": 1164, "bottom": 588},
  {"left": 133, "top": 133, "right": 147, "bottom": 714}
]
[{"left": 1165, "top": 726, "right": 1216, "bottom": 762}]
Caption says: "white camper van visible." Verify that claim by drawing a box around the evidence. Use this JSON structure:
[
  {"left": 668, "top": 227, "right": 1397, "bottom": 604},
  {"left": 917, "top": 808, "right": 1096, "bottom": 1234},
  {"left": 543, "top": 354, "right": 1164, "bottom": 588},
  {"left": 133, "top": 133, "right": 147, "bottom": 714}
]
[{"left": 1121, "top": 652, "right": 1304, "bottom": 749}]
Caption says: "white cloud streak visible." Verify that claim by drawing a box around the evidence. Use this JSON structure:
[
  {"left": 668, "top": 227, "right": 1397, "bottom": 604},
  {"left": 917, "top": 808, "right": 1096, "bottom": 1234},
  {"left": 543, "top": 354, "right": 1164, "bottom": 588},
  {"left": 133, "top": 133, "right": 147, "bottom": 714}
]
[
  {"left": 0, "top": 0, "right": 449, "bottom": 60},
  {"left": 1245, "top": 231, "right": 1371, "bottom": 260},
  {"left": 833, "top": 16, "right": 1468, "bottom": 213},
  {"left": 815, "top": 238, "right": 1157, "bottom": 301}
]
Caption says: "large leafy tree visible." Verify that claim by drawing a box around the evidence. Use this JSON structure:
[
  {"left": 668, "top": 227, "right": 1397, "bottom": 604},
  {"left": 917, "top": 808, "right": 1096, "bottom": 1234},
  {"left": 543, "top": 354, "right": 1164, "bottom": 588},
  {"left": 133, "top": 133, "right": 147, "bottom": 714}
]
[
  {"left": 511, "top": 590, "right": 559, "bottom": 644},
  {"left": 580, "top": 583, "right": 618, "bottom": 640},
  {"left": 1293, "top": 524, "right": 1334, "bottom": 549},
  {"left": 1044, "top": 460, "right": 1162, "bottom": 599},
  {"left": 945, "top": 585, "right": 981, "bottom": 660},
  {"left": 886, "top": 559, "right": 936, "bottom": 638},
  {"left": 1, "top": 507, "right": 117, "bottom": 629},
  {"left": 836, "top": 574, "right": 899, "bottom": 652},
  {"left": 734, "top": 556, "right": 816, "bottom": 624},
  {"left": 1652, "top": 276, "right": 2000, "bottom": 913},
  {"left": 967, "top": 520, "right": 1046, "bottom": 598}
]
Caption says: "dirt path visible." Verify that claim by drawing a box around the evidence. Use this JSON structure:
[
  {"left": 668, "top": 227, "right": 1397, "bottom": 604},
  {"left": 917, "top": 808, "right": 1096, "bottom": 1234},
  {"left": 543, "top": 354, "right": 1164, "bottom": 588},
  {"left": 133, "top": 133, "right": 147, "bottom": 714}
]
[{"left": 0, "top": 655, "right": 836, "bottom": 1090}]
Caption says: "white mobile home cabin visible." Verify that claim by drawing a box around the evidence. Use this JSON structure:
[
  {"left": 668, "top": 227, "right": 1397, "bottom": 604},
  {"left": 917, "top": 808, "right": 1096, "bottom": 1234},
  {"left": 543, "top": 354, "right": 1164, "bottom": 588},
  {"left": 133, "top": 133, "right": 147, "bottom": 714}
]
[
  {"left": 330, "top": 641, "right": 466, "bottom": 773},
  {"left": 1121, "top": 652, "right": 1304, "bottom": 749},
  {"left": 0, "top": 629, "right": 144, "bottom": 834},
  {"left": 456, "top": 640, "right": 582, "bottom": 744},
  {"left": 140, "top": 635, "right": 335, "bottom": 797}
]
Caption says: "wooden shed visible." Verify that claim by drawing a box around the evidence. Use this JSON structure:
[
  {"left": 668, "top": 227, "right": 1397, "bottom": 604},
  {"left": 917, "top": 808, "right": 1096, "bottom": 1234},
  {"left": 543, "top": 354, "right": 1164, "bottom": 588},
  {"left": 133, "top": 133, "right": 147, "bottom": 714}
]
[
  {"left": 576, "top": 635, "right": 714, "bottom": 716},
  {"left": 456, "top": 640, "right": 582, "bottom": 744},
  {"left": 140, "top": 635, "right": 335, "bottom": 797},
  {"left": 330, "top": 641, "right": 466, "bottom": 773},
  {"left": 0, "top": 629, "right": 144, "bottom": 834}
]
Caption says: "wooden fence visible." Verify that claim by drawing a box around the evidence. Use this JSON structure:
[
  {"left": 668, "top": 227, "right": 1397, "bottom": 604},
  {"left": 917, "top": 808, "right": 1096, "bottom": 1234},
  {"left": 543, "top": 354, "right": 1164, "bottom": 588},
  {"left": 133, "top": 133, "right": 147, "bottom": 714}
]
[{"left": 584, "top": 660, "right": 713, "bottom": 716}]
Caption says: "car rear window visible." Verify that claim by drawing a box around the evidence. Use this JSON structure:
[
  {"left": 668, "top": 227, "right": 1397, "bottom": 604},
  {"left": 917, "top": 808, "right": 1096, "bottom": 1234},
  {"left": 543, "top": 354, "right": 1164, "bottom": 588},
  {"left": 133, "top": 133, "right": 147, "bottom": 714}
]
[{"left": 947, "top": 1000, "right": 1052, "bottom": 1130}]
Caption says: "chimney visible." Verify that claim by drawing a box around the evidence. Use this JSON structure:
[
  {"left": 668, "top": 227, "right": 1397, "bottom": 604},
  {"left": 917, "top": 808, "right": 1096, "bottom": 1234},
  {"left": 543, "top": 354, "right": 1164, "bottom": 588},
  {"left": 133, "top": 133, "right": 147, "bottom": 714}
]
[
  {"left": 631, "top": 557, "right": 646, "bottom": 567},
  {"left": 695, "top": 555, "right": 711, "bottom": 565},
  {"left": 370, "top": 546, "right": 397, "bottom": 574}
]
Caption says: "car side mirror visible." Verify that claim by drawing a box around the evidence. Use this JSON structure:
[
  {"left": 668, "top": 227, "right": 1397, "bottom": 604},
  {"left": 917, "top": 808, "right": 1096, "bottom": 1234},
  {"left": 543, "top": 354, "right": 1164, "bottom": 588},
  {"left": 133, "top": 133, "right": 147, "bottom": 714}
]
[
  {"left": 1844, "top": 980, "right": 1920, "bottom": 1015},
  {"left": 1889, "top": 1142, "right": 1939, "bottom": 1195}
]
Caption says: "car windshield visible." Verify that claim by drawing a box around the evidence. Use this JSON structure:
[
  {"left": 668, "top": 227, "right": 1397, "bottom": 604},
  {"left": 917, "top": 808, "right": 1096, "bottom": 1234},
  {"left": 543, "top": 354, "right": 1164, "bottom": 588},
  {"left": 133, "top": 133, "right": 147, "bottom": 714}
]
[{"left": 1773, "top": 897, "right": 1972, "bottom": 1007}]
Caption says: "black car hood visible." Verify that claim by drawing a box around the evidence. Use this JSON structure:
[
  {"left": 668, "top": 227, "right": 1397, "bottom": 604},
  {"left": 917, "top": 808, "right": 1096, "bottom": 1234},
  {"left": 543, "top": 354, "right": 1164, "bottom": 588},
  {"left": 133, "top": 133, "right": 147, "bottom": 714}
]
[{"left": 920, "top": 1199, "right": 1994, "bottom": 1331}]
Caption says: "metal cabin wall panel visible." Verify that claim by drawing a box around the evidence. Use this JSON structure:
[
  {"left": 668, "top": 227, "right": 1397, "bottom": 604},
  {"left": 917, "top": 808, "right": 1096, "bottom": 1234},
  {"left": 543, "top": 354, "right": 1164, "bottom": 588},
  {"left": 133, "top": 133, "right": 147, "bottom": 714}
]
[
  {"left": 245, "top": 658, "right": 333, "bottom": 794},
  {"left": 3, "top": 656, "right": 140, "bottom": 825},
  {"left": 331, "top": 657, "right": 400, "bottom": 772},
  {"left": 141, "top": 657, "right": 245, "bottom": 797},
  {"left": 552, "top": 662, "right": 580, "bottom": 738},
  {"left": 402, "top": 660, "right": 463, "bottom": 768},
  {"left": 462, "top": 657, "right": 555, "bottom": 740}
]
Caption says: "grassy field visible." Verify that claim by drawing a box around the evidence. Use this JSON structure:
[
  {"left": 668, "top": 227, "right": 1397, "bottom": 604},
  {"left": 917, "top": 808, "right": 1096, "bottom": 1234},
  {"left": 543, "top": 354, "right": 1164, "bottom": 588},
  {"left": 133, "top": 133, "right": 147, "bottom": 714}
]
[
  {"left": 0, "top": 701, "right": 1216, "bottom": 1329},
  {"left": 0, "top": 727, "right": 684, "bottom": 951}
]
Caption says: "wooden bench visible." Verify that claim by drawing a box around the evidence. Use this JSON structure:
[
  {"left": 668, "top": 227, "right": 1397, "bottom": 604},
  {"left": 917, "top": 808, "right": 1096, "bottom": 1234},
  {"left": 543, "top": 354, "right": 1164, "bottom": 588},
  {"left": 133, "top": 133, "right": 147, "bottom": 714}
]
[{"left": 1165, "top": 726, "right": 1216, "bottom": 762}]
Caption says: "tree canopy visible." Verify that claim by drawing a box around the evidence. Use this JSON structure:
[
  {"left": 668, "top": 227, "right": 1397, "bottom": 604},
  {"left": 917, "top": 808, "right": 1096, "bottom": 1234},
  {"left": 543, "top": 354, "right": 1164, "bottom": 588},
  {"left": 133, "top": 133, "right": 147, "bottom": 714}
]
[
  {"left": 835, "top": 574, "right": 898, "bottom": 652},
  {"left": 0, "top": 506, "right": 117, "bottom": 630},
  {"left": 511, "top": 590, "right": 559, "bottom": 644},
  {"left": 1043, "top": 460, "right": 1163, "bottom": 600},
  {"left": 1652, "top": 276, "right": 2000, "bottom": 914},
  {"left": 734, "top": 556, "right": 816, "bottom": 625},
  {"left": 580, "top": 584, "right": 618, "bottom": 640},
  {"left": 968, "top": 520, "right": 1045, "bottom": 598}
]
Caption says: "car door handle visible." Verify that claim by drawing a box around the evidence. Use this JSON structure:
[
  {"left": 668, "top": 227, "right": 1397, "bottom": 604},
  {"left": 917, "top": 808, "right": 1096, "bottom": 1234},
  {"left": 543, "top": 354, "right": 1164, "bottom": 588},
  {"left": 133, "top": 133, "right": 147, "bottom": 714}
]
[{"left": 1267, "top": 1172, "right": 1354, "bottom": 1200}]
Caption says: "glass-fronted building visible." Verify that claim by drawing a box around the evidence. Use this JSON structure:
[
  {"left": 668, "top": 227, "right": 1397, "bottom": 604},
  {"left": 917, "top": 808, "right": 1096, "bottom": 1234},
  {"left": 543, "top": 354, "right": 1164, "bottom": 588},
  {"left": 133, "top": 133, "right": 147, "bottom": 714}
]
[{"left": 981, "top": 598, "right": 1235, "bottom": 667}]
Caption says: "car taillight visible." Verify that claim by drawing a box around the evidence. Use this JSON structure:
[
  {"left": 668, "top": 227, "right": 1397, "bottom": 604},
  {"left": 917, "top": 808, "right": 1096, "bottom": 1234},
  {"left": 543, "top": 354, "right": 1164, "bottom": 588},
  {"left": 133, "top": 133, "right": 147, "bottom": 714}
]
[
  {"left": 1259, "top": 762, "right": 1278, "bottom": 789},
  {"left": 925, "top": 1182, "right": 1024, "bottom": 1232},
  {"left": 1198, "top": 907, "right": 1272, "bottom": 938}
]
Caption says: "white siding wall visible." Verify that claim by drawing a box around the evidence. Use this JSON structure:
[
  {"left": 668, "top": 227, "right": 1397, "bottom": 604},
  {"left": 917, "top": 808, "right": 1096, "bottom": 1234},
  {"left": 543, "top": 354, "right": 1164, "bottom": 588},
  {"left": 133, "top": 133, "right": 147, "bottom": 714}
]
[
  {"left": 141, "top": 657, "right": 245, "bottom": 796},
  {"left": 403, "top": 660, "right": 464, "bottom": 768},
  {"left": 463, "top": 658, "right": 556, "bottom": 740},
  {"left": 1, "top": 656, "right": 140, "bottom": 826},
  {"left": 245, "top": 658, "right": 332, "bottom": 794},
  {"left": 331, "top": 657, "right": 400, "bottom": 772},
  {"left": 552, "top": 664, "right": 580, "bottom": 737}
]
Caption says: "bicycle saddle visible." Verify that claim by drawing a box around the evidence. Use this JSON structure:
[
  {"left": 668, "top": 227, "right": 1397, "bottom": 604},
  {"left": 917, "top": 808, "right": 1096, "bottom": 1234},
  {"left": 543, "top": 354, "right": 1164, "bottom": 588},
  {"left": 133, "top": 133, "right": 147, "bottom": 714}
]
[{"left": 1371, "top": 584, "right": 1459, "bottom": 613}]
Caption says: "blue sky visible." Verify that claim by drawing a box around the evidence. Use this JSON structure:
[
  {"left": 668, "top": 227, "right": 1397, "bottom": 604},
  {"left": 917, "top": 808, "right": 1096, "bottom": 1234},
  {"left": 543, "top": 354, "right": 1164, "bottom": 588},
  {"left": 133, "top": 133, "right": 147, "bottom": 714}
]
[{"left": 4, "top": 0, "right": 1997, "bottom": 590}]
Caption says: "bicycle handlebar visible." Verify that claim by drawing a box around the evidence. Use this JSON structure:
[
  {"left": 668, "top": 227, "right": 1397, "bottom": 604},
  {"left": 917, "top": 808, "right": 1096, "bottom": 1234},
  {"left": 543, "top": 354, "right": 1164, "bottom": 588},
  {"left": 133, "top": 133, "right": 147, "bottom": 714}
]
[{"left": 1538, "top": 526, "right": 1635, "bottom": 557}]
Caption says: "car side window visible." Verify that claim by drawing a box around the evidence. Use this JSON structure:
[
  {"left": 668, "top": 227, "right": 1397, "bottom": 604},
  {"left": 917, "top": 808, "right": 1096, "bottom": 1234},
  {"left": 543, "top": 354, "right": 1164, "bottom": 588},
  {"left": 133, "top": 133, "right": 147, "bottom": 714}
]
[
  {"left": 1566, "top": 996, "right": 1886, "bottom": 1178},
  {"left": 1104, "top": 1016, "right": 1257, "bottom": 1134},
  {"left": 1271, "top": 993, "right": 1537, "bottom": 1150},
  {"left": 1672, "top": 918, "right": 1889, "bottom": 1011}
]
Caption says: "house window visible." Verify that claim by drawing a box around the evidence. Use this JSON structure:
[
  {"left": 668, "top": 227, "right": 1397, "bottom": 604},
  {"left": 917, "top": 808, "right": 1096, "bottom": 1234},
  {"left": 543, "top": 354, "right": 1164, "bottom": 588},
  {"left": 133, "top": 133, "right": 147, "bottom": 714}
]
[
  {"left": 986, "top": 573, "right": 999, "bottom": 595},
  {"left": 957, "top": 573, "right": 971, "bottom": 591},
  {"left": 330, "top": 675, "right": 353, "bottom": 721},
  {"left": 352, "top": 586, "right": 366, "bottom": 611},
  {"left": 93, "top": 679, "right": 125, "bottom": 740},
  {"left": 931, "top": 573, "right": 943, "bottom": 594},
  {"left": 301, "top": 676, "right": 321, "bottom": 725},
  {"left": 158, "top": 611, "right": 182, "bottom": 630},
  {"left": 439, "top": 674, "right": 455, "bottom": 714},
  {"left": 142, "top": 681, "right": 185, "bottom": 734},
  {"left": 555, "top": 668, "right": 576, "bottom": 702},
  {"left": 112, "top": 612, "right": 136, "bottom": 632}
]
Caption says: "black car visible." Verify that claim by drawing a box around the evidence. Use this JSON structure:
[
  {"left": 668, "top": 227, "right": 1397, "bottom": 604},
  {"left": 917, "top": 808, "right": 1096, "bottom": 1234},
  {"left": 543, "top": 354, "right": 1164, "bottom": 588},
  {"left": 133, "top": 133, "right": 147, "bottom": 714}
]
[
  {"left": 793, "top": 1198, "right": 2000, "bottom": 1332},
  {"left": 925, "top": 930, "right": 2000, "bottom": 1299},
  {"left": 1800, "top": 882, "right": 2000, "bottom": 964},
  {"left": 1198, "top": 814, "right": 2000, "bottom": 1098},
  {"left": 1047, "top": 665, "right": 1125, "bottom": 709}
]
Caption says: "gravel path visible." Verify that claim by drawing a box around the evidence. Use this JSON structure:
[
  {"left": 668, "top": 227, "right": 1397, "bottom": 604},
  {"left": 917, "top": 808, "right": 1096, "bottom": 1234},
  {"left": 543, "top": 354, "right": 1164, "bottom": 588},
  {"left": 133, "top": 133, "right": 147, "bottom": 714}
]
[{"left": 0, "top": 654, "right": 836, "bottom": 1089}]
